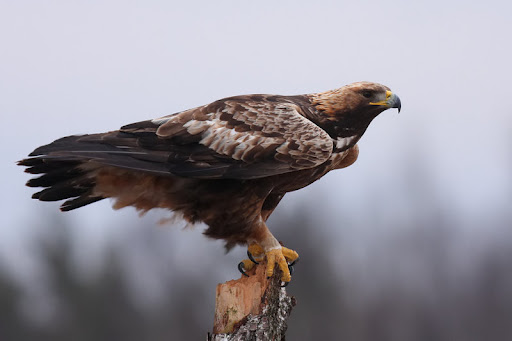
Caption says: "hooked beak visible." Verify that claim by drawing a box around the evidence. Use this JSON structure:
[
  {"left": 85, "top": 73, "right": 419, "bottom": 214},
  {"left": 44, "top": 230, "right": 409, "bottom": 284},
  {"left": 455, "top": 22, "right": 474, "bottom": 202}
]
[{"left": 370, "top": 90, "right": 401, "bottom": 113}]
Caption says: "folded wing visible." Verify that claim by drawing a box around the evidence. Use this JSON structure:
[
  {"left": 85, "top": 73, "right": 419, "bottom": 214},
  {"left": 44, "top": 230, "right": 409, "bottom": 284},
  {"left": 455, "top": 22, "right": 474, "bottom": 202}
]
[{"left": 27, "top": 95, "right": 334, "bottom": 179}]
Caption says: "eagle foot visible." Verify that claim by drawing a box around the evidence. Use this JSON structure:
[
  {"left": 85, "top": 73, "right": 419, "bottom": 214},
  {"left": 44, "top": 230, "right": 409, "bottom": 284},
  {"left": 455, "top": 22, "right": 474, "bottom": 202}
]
[
  {"left": 265, "top": 248, "right": 296, "bottom": 282},
  {"left": 238, "top": 243, "right": 299, "bottom": 283},
  {"left": 247, "top": 249, "right": 261, "bottom": 265},
  {"left": 237, "top": 258, "right": 295, "bottom": 285},
  {"left": 237, "top": 243, "right": 265, "bottom": 277}
]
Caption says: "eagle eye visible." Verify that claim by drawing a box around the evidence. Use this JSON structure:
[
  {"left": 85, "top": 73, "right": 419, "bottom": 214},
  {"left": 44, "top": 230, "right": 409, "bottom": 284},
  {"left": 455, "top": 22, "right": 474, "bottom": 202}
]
[{"left": 361, "top": 90, "right": 373, "bottom": 99}]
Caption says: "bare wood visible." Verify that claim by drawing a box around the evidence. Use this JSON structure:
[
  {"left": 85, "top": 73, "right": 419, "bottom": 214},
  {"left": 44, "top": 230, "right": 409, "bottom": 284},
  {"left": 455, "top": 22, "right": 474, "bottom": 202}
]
[{"left": 209, "top": 262, "right": 296, "bottom": 340}]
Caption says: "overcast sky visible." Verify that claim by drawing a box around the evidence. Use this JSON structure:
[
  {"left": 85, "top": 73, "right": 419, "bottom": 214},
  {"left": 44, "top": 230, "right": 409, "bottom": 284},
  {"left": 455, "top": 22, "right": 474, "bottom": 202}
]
[{"left": 1, "top": 0, "right": 511, "bottom": 276}]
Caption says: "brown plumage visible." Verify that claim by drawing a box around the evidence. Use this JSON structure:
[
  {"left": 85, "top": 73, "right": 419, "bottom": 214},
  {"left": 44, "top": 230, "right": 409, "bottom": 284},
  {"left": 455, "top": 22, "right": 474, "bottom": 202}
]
[{"left": 18, "top": 81, "right": 401, "bottom": 282}]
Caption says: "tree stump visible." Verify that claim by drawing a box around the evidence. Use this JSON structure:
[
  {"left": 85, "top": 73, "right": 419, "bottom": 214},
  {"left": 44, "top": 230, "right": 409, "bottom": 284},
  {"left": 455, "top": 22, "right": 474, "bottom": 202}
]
[{"left": 208, "top": 261, "right": 296, "bottom": 340}]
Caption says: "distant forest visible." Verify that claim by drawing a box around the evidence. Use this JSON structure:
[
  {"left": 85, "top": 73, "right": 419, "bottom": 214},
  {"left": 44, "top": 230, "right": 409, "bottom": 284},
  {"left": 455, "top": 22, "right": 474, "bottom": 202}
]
[{"left": 1, "top": 208, "right": 512, "bottom": 341}]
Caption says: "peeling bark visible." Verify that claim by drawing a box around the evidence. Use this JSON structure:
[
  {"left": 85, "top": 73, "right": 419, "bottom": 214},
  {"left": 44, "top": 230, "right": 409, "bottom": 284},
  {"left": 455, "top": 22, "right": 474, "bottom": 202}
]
[{"left": 208, "top": 262, "right": 296, "bottom": 340}]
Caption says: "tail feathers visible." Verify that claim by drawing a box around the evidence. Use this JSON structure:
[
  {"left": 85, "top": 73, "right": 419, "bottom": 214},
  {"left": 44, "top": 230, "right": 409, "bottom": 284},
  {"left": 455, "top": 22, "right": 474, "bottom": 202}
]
[
  {"left": 61, "top": 195, "right": 104, "bottom": 211},
  {"left": 19, "top": 131, "right": 174, "bottom": 211},
  {"left": 28, "top": 134, "right": 122, "bottom": 156},
  {"left": 26, "top": 167, "right": 84, "bottom": 188},
  {"left": 18, "top": 156, "right": 104, "bottom": 211},
  {"left": 32, "top": 178, "right": 94, "bottom": 201},
  {"left": 24, "top": 133, "right": 173, "bottom": 175}
]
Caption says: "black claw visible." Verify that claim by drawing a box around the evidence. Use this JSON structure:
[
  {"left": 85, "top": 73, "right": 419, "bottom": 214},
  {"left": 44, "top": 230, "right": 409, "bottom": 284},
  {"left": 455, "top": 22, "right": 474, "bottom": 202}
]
[
  {"left": 238, "top": 262, "right": 249, "bottom": 277},
  {"left": 247, "top": 250, "right": 260, "bottom": 264},
  {"left": 289, "top": 256, "right": 299, "bottom": 267},
  {"left": 288, "top": 264, "right": 295, "bottom": 276},
  {"left": 280, "top": 281, "right": 290, "bottom": 288}
]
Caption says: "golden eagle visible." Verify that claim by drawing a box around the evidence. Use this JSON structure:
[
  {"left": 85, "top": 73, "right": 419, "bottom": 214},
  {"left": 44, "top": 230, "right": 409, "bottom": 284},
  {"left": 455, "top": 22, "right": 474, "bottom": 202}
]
[{"left": 19, "top": 81, "right": 401, "bottom": 283}]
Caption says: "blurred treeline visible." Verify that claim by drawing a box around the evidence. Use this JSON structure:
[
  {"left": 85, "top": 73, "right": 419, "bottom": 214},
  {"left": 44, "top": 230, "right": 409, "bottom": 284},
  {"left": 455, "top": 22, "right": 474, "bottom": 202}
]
[{"left": 1, "top": 208, "right": 512, "bottom": 341}]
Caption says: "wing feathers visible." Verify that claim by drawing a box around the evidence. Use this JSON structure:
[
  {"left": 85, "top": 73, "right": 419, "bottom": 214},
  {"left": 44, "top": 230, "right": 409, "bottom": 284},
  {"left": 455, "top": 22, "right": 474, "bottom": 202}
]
[
  {"left": 23, "top": 94, "right": 334, "bottom": 180},
  {"left": 153, "top": 97, "right": 333, "bottom": 177}
]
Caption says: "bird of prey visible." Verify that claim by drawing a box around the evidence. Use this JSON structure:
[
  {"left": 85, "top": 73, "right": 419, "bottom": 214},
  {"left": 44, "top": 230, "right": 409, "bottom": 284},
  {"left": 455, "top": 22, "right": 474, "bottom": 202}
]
[{"left": 18, "top": 81, "right": 401, "bottom": 283}]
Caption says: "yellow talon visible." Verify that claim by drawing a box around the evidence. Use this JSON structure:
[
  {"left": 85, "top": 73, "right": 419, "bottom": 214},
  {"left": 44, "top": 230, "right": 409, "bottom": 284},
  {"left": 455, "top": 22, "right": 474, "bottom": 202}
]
[
  {"left": 248, "top": 243, "right": 264, "bottom": 258},
  {"left": 238, "top": 243, "right": 265, "bottom": 277},
  {"left": 265, "top": 248, "right": 293, "bottom": 282},
  {"left": 239, "top": 259, "right": 256, "bottom": 272},
  {"left": 241, "top": 243, "right": 300, "bottom": 283},
  {"left": 282, "top": 246, "right": 299, "bottom": 263}
]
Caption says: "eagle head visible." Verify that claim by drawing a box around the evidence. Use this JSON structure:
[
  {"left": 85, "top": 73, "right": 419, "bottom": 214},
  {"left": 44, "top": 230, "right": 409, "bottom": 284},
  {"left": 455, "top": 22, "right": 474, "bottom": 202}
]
[
  {"left": 307, "top": 81, "right": 401, "bottom": 138},
  {"left": 310, "top": 81, "right": 401, "bottom": 115}
]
